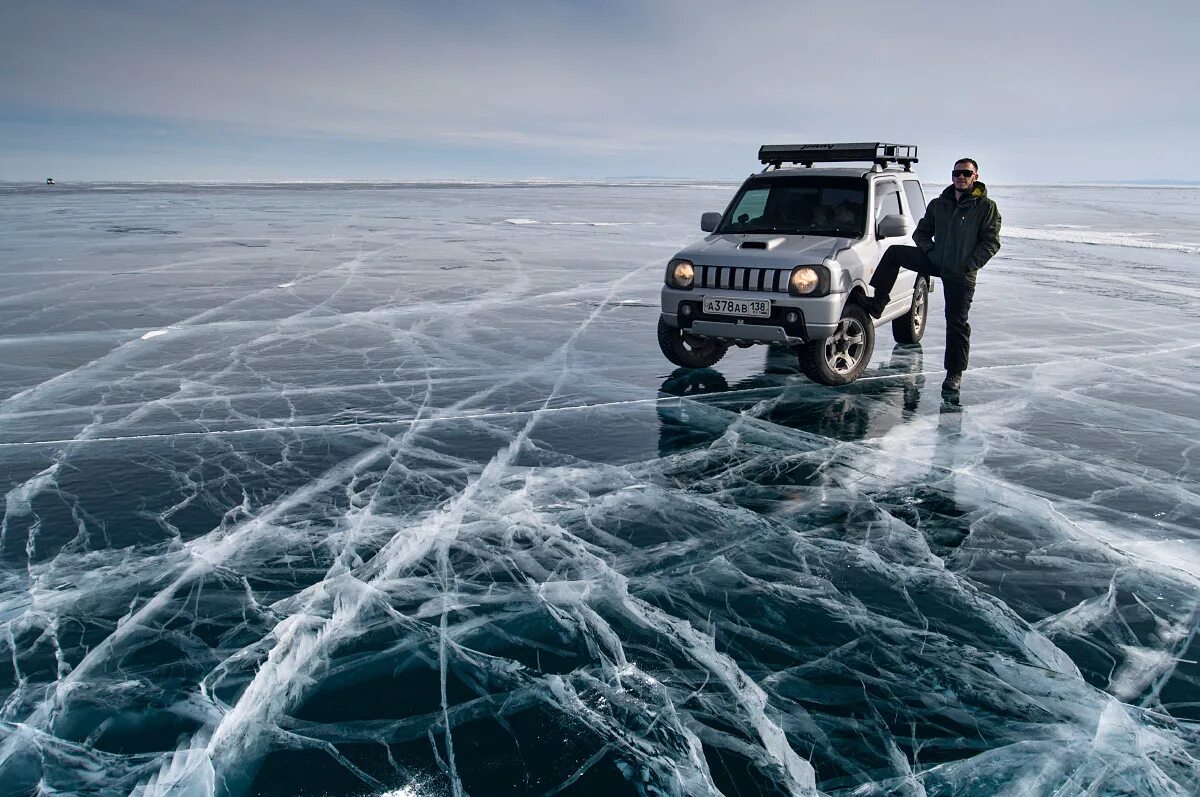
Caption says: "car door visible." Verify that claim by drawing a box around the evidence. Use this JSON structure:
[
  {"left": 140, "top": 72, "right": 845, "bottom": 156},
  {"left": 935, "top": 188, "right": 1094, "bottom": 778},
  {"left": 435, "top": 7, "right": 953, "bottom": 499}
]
[{"left": 872, "top": 179, "right": 916, "bottom": 301}]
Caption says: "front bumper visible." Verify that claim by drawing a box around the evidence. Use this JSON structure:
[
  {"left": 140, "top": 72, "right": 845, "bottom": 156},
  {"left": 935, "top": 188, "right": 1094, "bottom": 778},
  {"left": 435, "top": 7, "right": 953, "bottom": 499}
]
[{"left": 661, "top": 286, "right": 844, "bottom": 343}]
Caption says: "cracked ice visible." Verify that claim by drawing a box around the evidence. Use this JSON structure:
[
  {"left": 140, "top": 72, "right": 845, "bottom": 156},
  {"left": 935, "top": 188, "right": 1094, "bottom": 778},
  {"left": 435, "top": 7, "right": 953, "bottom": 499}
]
[{"left": 0, "top": 181, "right": 1198, "bottom": 796}]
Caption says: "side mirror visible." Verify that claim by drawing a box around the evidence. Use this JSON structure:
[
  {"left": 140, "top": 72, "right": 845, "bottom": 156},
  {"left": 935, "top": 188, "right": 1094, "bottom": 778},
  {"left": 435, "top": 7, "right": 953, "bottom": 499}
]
[
  {"left": 701, "top": 212, "right": 722, "bottom": 233},
  {"left": 876, "top": 214, "right": 913, "bottom": 239}
]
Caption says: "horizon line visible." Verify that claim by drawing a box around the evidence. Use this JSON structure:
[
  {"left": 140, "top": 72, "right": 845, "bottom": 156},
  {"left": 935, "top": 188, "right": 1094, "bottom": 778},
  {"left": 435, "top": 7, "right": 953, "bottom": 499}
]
[{"left": 5, "top": 178, "right": 1200, "bottom": 188}]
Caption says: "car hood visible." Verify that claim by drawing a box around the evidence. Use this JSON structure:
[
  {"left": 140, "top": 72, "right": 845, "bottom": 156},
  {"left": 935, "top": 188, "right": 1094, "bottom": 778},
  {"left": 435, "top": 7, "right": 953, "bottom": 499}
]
[{"left": 675, "top": 233, "right": 850, "bottom": 268}]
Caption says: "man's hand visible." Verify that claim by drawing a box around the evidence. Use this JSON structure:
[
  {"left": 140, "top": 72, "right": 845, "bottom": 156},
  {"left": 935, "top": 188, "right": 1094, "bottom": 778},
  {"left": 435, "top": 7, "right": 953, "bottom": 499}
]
[{"left": 963, "top": 203, "right": 1002, "bottom": 272}]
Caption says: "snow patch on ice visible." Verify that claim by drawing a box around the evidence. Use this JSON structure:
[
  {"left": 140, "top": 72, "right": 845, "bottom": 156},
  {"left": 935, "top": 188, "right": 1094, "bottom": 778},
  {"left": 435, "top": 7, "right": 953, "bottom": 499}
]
[
  {"left": 503, "top": 218, "right": 636, "bottom": 226},
  {"left": 1006, "top": 226, "right": 1198, "bottom": 253}
]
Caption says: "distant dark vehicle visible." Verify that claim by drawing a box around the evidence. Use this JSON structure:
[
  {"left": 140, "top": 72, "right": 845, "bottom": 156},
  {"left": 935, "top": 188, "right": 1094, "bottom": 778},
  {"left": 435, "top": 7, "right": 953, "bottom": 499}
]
[{"left": 46, "top": 178, "right": 55, "bottom": 185}]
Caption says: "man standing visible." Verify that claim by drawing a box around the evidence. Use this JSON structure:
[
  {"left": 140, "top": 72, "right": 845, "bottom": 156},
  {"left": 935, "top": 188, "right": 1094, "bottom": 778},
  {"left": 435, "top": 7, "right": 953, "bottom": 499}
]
[{"left": 861, "top": 158, "right": 1001, "bottom": 393}]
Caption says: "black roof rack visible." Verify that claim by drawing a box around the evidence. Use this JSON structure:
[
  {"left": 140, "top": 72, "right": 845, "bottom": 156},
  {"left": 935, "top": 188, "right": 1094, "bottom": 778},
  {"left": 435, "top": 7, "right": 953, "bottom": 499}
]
[{"left": 758, "top": 142, "right": 918, "bottom": 171}]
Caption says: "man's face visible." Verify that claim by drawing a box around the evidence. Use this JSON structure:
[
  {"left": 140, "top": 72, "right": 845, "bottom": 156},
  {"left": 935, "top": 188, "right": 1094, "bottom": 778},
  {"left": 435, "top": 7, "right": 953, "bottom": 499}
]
[{"left": 952, "top": 162, "right": 978, "bottom": 192}]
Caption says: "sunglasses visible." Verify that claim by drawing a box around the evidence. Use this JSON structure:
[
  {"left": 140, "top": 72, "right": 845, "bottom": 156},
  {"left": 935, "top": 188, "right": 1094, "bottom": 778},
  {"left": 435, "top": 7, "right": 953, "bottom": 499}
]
[{"left": 952, "top": 169, "right": 976, "bottom": 178}]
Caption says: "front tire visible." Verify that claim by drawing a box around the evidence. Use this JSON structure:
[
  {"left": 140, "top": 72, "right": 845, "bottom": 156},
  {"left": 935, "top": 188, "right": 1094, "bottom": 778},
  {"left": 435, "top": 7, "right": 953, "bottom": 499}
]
[
  {"left": 797, "top": 302, "right": 875, "bottom": 386},
  {"left": 892, "top": 278, "right": 929, "bottom": 344},
  {"left": 657, "top": 317, "right": 728, "bottom": 368}
]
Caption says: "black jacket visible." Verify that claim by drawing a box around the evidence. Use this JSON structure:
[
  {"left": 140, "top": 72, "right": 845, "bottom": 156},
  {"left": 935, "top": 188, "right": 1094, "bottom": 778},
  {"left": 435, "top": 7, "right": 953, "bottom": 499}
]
[{"left": 913, "top": 182, "right": 1001, "bottom": 279}]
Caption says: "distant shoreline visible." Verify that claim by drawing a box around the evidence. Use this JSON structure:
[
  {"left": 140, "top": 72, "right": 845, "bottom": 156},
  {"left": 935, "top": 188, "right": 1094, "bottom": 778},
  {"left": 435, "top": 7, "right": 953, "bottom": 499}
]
[{"left": 3, "top": 179, "right": 1199, "bottom": 189}]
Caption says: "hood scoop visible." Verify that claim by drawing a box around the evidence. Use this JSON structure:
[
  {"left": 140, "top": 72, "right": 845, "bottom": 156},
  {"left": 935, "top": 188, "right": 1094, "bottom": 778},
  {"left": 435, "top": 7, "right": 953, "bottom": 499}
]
[{"left": 738, "top": 237, "right": 786, "bottom": 250}]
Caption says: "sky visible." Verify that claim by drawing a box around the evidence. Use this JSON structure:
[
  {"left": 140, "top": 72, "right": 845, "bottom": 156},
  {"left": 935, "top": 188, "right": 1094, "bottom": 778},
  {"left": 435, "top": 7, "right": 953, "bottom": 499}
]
[{"left": 1, "top": 0, "right": 1196, "bottom": 183}]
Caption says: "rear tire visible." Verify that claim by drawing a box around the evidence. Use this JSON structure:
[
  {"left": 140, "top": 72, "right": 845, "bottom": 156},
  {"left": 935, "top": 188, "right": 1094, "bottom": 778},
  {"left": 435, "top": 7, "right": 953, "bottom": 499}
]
[
  {"left": 657, "top": 317, "right": 728, "bottom": 368},
  {"left": 892, "top": 278, "right": 929, "bottom": 344},
  {"left": 797, "top": 302, "right": 875, "bottom": 386}
]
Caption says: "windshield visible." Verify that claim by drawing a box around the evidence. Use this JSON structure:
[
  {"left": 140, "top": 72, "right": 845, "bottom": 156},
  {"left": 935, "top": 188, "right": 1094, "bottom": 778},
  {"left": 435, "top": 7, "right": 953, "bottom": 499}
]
[{"left": 717, "top": 176, "right": 867, "bottom": 237}]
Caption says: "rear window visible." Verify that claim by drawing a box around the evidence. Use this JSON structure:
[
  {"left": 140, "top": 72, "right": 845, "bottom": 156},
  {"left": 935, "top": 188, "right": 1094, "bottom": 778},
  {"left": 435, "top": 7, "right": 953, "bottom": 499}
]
[
  {"left": 903, "top": 181, "right": 927, "bottom": 221},
  {"left": 718, "top": 176, "right": 868, "bottom": 237},
  {"left": 874, "top": 181, "right": 902, "bottom": 221}
]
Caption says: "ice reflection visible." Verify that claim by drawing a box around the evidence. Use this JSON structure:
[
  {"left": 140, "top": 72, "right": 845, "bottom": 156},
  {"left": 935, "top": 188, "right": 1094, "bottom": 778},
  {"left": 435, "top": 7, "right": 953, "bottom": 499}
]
[{"left": 657, "top": 343, "right": 927, "bottom": 456}]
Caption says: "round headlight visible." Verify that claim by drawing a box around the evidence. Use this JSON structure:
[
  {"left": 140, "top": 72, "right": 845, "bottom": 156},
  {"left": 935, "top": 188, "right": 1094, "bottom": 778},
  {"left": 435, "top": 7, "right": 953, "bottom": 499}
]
[
  {"left": 790, "top": 266, "right": 819, "bottom": 295},
  {"left": 670, "top": 259, "right": 694, "bottom": 289}
]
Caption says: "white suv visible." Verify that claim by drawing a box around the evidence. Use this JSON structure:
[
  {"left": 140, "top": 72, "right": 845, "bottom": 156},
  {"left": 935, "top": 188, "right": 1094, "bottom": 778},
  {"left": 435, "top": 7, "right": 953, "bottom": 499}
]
[{"left": 659, "top": 143, "right": 930, "bottom": 385}]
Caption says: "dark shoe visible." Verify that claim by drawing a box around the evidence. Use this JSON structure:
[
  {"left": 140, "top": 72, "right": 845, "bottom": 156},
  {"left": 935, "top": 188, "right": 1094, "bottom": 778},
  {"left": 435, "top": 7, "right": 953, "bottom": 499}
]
[
  {"left": 941, "top": 371, "right": 963, "bottom": 392},
  {"left": 860, "top": 295, "right": 888, "bottom": 319}
]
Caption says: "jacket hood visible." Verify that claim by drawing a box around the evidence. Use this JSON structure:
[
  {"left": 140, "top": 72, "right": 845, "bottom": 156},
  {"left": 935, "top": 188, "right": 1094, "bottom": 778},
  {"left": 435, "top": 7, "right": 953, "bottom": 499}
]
[{"left": 940, "top": 181, "right": 988, "bottom": 201}]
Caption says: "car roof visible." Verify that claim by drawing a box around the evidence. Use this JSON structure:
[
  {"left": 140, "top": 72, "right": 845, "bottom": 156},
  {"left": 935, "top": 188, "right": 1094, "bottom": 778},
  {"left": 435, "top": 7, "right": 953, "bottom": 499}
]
[{"left": 749, "top": 166, "right": 919, "bottom": 180}]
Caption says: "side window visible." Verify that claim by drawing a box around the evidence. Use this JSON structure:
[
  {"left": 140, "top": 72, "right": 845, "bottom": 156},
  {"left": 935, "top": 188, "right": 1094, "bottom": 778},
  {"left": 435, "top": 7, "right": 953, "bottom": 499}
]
[
  {"left": 903, "top": 181, "right": 926, "bottom": 221},
  {"left": 874, "top": 182, "right": 901, "bottom": 221},
  {"left": 728, "top": 189, "right": 768, "bottom": 224}
]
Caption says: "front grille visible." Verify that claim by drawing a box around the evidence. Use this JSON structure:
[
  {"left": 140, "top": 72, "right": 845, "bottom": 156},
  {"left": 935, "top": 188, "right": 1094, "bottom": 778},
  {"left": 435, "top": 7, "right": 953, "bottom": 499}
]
[{"left": 697, "top": 265, "right": 789, "bottom": 293}]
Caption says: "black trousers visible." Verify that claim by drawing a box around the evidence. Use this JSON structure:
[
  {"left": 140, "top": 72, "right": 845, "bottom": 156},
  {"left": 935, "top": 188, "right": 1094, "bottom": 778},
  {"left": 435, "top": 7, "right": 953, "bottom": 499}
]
[{"left": 870, "top": 245, "right": 976, "bottom": 373}]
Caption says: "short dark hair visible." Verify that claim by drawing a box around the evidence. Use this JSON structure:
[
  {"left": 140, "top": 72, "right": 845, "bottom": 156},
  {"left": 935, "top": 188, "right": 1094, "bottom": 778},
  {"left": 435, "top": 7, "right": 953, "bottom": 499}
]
[{"left": 955, "top": 157, "right": 979, "bottom": 172}]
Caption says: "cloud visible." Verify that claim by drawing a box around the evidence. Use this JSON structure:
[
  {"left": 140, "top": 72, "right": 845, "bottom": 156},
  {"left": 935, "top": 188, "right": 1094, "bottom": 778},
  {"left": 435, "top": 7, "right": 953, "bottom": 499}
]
[{"left": 2, "top": 0, "right": 1197, "bottom": 180}]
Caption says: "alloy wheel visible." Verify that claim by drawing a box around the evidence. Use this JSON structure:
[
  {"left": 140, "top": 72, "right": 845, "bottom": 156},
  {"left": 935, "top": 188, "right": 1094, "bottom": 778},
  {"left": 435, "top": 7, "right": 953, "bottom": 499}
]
[
  {"left": 823, "top": 318, "right": 866, "bottom": 375},
  {"left": 912, "top": 287, "right": 926, "bottom": 334}
]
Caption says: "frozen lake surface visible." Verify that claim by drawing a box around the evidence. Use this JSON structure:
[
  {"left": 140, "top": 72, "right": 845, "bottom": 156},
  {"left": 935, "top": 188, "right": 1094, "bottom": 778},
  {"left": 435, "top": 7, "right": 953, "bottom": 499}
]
[{"left": 0, "top": 181, "right": 1198, "bottom": 796}]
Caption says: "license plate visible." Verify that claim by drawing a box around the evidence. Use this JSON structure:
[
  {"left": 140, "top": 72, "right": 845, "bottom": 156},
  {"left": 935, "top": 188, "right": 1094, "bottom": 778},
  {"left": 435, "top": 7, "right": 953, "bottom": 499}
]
[{"left": 703, "top": 297, "right": 770, "bottom": 318}]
